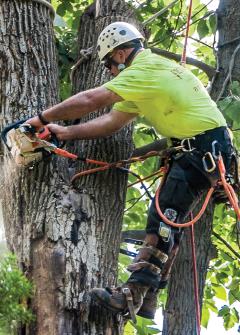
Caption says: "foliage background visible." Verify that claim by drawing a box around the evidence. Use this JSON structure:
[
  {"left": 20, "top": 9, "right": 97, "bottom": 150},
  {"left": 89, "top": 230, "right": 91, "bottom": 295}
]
[
  {"left": 50, "top": 0, "right": 240, "bottom": 333},
  {"left": 0, "top": 255, "right": 34, "bottom": 335},
  {"left": 0, "top": 0, "right": 239, "bottom": 333}
]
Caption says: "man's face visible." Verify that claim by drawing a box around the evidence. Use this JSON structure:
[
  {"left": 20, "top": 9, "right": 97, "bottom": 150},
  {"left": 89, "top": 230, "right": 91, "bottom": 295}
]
[{"left": 103, "top": 49, "right": 127, "bottom": 77}]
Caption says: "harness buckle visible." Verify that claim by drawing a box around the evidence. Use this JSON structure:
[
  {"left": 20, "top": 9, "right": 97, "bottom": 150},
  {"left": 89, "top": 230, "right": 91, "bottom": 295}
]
[
  {"left": 202, "top": 152, "right": 216, "bottom": 173},
  {"left": 159, "top": 222, "right": 171, "bottom": 242},
  {"left": 181, "top": 137, "right": 196, "bottom": 152}
]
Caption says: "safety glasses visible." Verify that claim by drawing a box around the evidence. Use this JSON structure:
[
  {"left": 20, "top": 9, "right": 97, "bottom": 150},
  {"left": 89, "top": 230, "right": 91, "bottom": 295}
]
[{"left": 102, "top": 52, "right": 115, "bottom": 70}]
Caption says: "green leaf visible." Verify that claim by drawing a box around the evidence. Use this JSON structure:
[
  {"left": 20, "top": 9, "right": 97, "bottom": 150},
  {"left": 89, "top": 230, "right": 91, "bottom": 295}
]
[
  {"left": 205, "top": 300, "right": 218, "bottom": 313},
  {"left": 197, "top": 19, "right": 209, "bottom": 39},
  {"left": 201, "top": 305, "right": 210, "bottom": 328},
  {"left": 213, "top": 285, "right": 227, "bottom": 301},
  {"left": 128, "top": 212, "right": 141, "bottom": 223},
  {"left": 209, "top": 14, "right": 217, "bottom": 33},
  {"left": 56, "top": 3, "right": 67, "bottom": 16},
  {"left": 218, "top": 305, "right": 230, "bottom": 317},
  {"left": 124, "top": 321, "right": 135, "bottom": 335}
]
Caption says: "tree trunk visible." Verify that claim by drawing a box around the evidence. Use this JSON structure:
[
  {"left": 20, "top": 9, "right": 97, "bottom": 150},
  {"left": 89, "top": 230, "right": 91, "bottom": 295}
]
[
  {"left": 0, "top": 0, "right": 141, "bottom": 334},
  {"left": 210, "top": 0, "right": 240, "bottom": 101},
  {"left": 162, "top": 202, "right": 215, "bottom": 335},
  {"left": 163, "top": 1, "right": 240, "bottom": 334},
  {"left": 64, "top": 0, "right": 141, "bottom": 332},
  {"left": 0, "top": 1, "right": 59, "bottom": 334}
]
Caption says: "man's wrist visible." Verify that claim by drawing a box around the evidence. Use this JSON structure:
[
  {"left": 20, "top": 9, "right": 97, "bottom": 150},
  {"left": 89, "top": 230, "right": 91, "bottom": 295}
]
[{"left": 38, "top": 112, "right": 49, "bottom": 125}]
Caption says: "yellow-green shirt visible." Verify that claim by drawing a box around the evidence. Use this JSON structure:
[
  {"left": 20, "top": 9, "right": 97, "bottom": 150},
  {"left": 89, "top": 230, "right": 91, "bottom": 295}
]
[{"left": 103, "top": 49, "right": 226, "bottom": 139}]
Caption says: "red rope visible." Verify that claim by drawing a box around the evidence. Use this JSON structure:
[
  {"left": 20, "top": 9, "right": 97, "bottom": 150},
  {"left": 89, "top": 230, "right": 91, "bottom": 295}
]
[
  {"left": 189, "top": 215, "right": 201, "bottom": 335},
  {"left": 181, "top": 0, "right": 193, "bottom": 65},
  {"left": 155, "top": 178, "right": 215, "bottom": 228}
]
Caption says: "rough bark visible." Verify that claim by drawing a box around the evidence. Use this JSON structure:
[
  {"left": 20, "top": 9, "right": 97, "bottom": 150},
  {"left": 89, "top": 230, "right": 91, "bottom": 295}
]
[
  {"left": 163, "top": 1, "right": 240, "bottom": 334},
  {"left": 0, "top": 0, "right": 141, "bottom": 334},
  {"left": 0, "top": 1, "right": 59, "bottom": 334},
  {"left": 162, "top": 202, "right": 215, "bottom": 335},
  {"left": 60, "top": 0, "right": 142, "bottom": 333},
  {"left": 58, "top": 0, "right": 140, "bottom": 333},
  {"left": 210, "top": 0, "right": 240, "bottom": 101}
]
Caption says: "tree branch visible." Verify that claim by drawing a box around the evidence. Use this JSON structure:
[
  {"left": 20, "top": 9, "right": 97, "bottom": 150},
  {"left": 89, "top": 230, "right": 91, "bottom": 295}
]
[
  {"left": 212, "top": 230, "right": 240, "bottom": 260},
  {"left": 216, "top": 42, "right": 240, "bottom": 102},
  {"left": 121, "top": 229, "right": 146, "bottom": 242},
  {"left": 151, "top": 47, "right": 216, "bottom": 79},
  {"left": 132, "top": 138, "right": 168, "bottom": 157},
  {"left": 143, "top": 0, "right": 178, "bottom": 26}
]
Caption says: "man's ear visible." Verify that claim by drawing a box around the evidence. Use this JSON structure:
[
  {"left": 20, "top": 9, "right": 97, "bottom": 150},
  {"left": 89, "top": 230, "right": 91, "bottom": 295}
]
[{"left": 118, "top": 49, "right": 127, "bottom": 62}]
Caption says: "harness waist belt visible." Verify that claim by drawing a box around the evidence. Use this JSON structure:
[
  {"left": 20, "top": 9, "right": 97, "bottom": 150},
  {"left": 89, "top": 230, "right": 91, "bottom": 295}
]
[{"left": 171, "top": 126, "right": 232, "bottom": 153}]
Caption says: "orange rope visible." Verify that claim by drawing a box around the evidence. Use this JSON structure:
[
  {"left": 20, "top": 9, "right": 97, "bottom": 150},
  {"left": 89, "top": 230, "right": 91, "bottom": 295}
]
[
  {"left": 181, "top": 0, "right": 193, "bottom": 65},
  {"left": 127, "top": 168, "right": 165, "bottom": 188},
  {"left": 218, "top": 157, "right": 240, "bottom": 220},
  {"left": 70, "top": 151, "right": 162, "bottom": 183},
  {"left": 155, "top": 155, "right": 240, "bottom": 228},
  {"left": 155, "top": 179, "right": 215, "bottom": 228},
  {"left": 189, "top": 219, "right": 201, "bottom": 335}
]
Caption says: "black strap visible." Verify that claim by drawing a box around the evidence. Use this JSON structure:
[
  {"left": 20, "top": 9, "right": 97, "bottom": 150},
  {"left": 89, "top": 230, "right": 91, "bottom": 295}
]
[
  {"left": 123, "top": 238, "right": 143, "bottom": 245},
  {"left": 125, "top": 46, "right": 142, "bottom": 67},
  {"left": 38, "top": 112, "right": 49, "bottom": 125},
  {"left": 119, "top": 248, "right": 137, "bottom": 258}
]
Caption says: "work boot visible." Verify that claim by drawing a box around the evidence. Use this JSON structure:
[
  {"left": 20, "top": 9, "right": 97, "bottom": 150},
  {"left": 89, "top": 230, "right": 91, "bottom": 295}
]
[
  {"left": 136, "top": 278, "right": 169, "bottom": 319},
  {"left": 137, "top": 287, "right": 158, "bottom": 319},
  {"left": 137, "top": 243, "right": 180, "bottom": 319},
  {"left": 91, "top": 282, "right": 149, "bottom": 323}
]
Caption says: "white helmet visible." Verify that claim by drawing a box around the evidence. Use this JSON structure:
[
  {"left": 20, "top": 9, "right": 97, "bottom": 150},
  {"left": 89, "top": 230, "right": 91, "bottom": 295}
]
[{"left": 97, "top": 22, "right": 144, "bottom": 61}]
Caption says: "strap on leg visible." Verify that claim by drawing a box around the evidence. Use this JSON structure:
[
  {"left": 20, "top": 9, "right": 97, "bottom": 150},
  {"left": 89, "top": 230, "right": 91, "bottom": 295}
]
[{"left": 122, "top": 287, "right": 137, "bottom": 323}]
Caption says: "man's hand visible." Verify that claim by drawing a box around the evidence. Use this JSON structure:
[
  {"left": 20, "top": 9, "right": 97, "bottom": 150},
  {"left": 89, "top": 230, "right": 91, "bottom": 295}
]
[
  {"left": 47, "top": 124, "right": 70, "bottom": 141},
  {"left": 27, "top": 116, "right": 45, "bottom": 130},
  {"left": 48, "top": 110, "right": 137, "bottom": 141}
]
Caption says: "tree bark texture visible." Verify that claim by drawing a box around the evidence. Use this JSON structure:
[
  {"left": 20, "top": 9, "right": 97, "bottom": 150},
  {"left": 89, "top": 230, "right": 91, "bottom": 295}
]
[
  {"left": 0, "top": 0, "right": 141, "bottom": 335},
  {"left": 210, "top": 0, "right": 240, "bottom": 101},
  {"left": 64, "top": 0, "right": 142, "bottom": 333},
  {"left": 163, "top": 1, "right": 240, "bottom": 333},
  {"left": 162, "top": 201, "right": 215, "bottom": 335},
  {"left": 0, "top": 1, "right": 61, "bottom": 334}
]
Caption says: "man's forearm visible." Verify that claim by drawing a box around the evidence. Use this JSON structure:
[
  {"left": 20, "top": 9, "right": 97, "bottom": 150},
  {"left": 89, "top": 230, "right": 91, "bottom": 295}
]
[
  {"left": 42, "top": 89, "right": 102, "bottom": 122},
  {"left": 27, "top": 87, "right": 123, "bottom": 129},
  {"left": 62, "top": 114, "right": 123, "bottom": 140}
]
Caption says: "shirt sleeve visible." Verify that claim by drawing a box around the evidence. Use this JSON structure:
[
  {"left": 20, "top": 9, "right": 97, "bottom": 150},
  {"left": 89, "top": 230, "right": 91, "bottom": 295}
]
[
  {"left": 113, "top": 101, "right": 140, "bottom": 114},
  {"left": 103, "top": 66, "right": 155, "bottom": 102}
]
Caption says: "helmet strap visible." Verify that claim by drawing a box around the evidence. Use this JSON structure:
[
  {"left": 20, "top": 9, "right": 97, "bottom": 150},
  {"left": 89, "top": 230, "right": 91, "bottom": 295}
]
[
  {"left": 115, "top": 46, "right": 142, "bottom": 72},
  {"left": 125, "top": 46, "right": 142, "bottom": 67}
]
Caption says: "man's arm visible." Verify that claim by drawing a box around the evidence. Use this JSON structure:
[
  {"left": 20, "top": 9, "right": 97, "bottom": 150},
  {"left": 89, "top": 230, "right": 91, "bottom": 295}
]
[
  {"left": 47, "top": 110, "right": 137, "bottom": 140},
  {"left": 28, "top": 87, "right": 122, "bottom": 128}
]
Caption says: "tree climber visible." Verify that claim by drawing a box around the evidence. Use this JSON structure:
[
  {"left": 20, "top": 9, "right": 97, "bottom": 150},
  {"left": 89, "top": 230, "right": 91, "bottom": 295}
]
[{"left": 27, "top": 22, "right": 234, "bottom": 320}]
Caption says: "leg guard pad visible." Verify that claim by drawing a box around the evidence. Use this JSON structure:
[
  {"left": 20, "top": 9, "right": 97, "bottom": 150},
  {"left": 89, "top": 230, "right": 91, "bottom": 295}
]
[{"left": 127, "top": 268, "right": 161, "bottom": 289}]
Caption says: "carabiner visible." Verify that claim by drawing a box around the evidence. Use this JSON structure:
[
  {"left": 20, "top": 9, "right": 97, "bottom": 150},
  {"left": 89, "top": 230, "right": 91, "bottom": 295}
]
[
  {"left": 202, "top": 152, "right": 216, "bottom": 173},
  {"left": 212, "top": 140, "right": 221, "bottom": 160}
]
